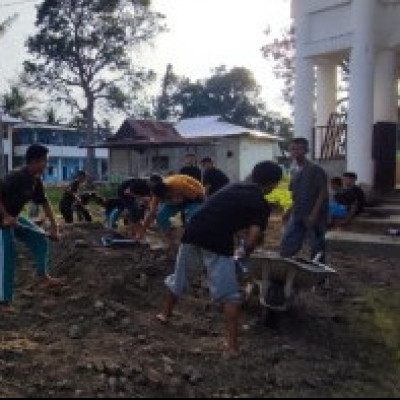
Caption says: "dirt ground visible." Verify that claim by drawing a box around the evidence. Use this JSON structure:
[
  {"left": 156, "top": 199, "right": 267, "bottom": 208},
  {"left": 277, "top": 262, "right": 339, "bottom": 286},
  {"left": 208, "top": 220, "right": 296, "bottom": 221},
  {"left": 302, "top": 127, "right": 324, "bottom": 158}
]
[{"left": 0, "top": 218, "right": 399, "bottom": 398}]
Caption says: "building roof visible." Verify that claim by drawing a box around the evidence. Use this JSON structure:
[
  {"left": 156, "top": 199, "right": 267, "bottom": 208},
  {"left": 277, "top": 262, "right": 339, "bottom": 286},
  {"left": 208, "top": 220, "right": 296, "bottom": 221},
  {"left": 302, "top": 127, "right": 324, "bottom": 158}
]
[
  {"left": 175, "top": 115, "right": 283, "bottom": 141},
  {"left": 0, "top": 114, "right": 24, "bottom": 125},
  {"left": 90, "top": 119, "right": 212, "bottom": 149}
]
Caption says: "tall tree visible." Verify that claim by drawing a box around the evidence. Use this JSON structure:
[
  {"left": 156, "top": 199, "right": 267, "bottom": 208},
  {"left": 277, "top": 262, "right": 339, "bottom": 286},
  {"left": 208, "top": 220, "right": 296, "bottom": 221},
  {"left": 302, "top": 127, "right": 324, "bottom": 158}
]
[
  {"left": 155, "top": 63, "right": 182, "bottom": 121},
  {"left": 24, "top": 0, "right": 166, "bottom": 178},
  {"left": 157, "top": 66, "right": 269, "bottom": 129}
]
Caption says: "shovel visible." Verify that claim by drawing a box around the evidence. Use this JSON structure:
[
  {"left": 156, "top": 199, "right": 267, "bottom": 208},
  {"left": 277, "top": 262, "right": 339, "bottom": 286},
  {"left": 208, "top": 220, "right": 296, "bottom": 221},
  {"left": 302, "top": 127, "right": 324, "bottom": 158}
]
[{"left": 15, "top": 222, "right": 60, "bottom": 241}]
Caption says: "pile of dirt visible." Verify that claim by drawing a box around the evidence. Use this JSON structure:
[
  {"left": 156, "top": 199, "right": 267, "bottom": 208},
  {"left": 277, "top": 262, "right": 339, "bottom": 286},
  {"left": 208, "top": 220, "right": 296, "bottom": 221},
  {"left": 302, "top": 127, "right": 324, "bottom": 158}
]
[{"left": 0, "top": 221, "right": 399, "bottom": 397}]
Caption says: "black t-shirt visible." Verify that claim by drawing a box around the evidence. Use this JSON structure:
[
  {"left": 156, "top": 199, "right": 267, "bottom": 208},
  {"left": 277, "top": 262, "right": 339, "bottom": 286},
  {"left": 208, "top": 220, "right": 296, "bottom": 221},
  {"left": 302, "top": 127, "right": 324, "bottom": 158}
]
[
  {"left": 60, "top": 179, "right": 80, "bottom": 206},
  {"left": 179, "top": 165, "right": 202, "bottom": 182},
  {"left": 203, "top": 167, "right": 230, "bottom": 196},
  {"left": 342, "top": 186, "right": 365, "bottom": 214},
  {"left": 117, "top": 178, "right": 151, "bottom": 199},
  {"left": 182, "top": 183, "right": 271, "bottom": 256},
  {"left": 0, "top": 167, "right": 48, "bottom": 217}
]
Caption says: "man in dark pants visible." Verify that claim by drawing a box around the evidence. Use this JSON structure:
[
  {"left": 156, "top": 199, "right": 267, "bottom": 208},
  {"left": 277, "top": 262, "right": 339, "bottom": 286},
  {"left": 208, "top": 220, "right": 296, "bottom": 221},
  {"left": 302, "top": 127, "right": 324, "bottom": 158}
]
[
  {"left": 59, "top": 170, "right": 90, "bottom": 223},
  {"left": 200, "top": 157, "right": 230, "bottom": 196},
  {"left": 0, "top": 144, "right": 61, "bottom": 312},
  {"left": 280, "top": 137, "right": 329, "bottom": 262}
]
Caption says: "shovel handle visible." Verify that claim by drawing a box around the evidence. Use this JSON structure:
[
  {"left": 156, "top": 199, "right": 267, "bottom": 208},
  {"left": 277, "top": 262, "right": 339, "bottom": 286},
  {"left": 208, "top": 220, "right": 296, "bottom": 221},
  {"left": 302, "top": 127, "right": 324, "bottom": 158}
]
[{"left": 15, "top": 222, "right": 59, "bottom": 241}]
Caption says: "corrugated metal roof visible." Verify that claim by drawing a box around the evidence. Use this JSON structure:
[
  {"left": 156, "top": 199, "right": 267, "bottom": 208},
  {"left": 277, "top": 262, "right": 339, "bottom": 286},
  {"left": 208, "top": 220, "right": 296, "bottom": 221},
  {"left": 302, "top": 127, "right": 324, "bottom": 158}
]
[{"left": 175, "top": 115, "right": 283, "bottom": 141}]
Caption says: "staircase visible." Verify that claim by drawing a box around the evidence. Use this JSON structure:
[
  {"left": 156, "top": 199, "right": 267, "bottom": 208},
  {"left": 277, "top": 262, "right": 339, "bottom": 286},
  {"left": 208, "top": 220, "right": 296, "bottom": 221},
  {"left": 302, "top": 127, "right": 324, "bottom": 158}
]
[{"left": 326, "top": 190, "right": 400, "bottom": 257}]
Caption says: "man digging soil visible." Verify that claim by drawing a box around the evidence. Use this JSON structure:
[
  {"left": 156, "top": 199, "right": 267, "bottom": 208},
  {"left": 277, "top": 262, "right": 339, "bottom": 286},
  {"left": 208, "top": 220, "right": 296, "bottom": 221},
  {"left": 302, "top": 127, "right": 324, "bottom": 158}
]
[
  {"left": 0, "top": 144, "right": 62, "bottom": 313},
  {"left": 156, "top": 161, "right": 283, "bottom": 357}
]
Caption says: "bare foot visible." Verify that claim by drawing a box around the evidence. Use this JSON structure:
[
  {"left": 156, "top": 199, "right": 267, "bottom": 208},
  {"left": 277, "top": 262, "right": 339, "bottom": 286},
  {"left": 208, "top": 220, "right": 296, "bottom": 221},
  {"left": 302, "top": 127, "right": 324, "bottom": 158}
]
[
  {"left": 221, "top": 341, "right": 240, "bottom": 359},
  {"left": 155, "top": 313, "right": 169, "bottom": 324},
  {"left": 37, "top": 274, "right": 63, "bottom": 289}
]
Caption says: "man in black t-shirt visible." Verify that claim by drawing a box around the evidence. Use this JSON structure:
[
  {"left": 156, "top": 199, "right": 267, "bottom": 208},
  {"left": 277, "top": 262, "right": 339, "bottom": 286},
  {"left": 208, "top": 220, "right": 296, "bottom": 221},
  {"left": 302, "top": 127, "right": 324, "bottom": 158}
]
[
  {"left": 106, "top": 175, "right": 162, "bottom": 238},
  {"left": 200, "top": 157, "right": 230, "bottom": 196},
  {"left": 0, "top": 144, "right": 61, "bottom": 312},
  {"left": 179, "top": 154, "right": 202, "bottom": 182},
  {"left": 59, "top": 170, "right": 90, "bottom": 223},
  {"left": 334, "top": 172, "right": 365, "bottom": 227},
  {"left": 156, "top": 161, "right": 282, "bottom": 357}
]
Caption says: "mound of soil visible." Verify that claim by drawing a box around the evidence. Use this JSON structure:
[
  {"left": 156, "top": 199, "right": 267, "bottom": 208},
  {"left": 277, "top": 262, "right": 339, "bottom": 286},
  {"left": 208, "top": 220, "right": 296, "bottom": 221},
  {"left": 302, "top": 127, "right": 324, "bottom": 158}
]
[{"left": 0, "top": 220, "right": 399, "bottom": 397}]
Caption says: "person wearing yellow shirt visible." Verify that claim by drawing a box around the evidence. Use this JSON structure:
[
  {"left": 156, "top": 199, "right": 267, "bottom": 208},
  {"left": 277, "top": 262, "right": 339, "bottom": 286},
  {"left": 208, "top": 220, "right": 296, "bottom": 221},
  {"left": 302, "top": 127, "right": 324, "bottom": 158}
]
[{"left": 138, "top": 174, "right": 205, "bottom": 245}]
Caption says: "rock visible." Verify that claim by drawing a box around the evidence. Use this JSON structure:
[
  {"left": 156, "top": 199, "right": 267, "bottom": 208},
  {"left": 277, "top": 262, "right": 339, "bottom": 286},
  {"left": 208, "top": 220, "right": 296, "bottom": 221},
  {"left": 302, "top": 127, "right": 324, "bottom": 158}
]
[
  {"left": 182, "top": 365, "right": 203, "bottom": 385},
  {"left": 68, "top": 325, "right": 83, "bottom": 339},
  {"left": 94, "top": 300, "right": 105, "bottom": 310}
]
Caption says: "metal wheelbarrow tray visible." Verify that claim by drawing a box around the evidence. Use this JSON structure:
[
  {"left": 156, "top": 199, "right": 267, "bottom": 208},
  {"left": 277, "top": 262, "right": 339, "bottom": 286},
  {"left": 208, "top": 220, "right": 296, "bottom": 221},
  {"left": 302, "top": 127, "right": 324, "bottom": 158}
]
[{"left": 246, "top": 250, "right": 337, "bottom": 321}]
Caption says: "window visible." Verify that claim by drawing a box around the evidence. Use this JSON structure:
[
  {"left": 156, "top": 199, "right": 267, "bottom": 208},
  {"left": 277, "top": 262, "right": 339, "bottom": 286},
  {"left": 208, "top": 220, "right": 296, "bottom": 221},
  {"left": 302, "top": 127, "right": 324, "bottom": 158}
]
[
  {"left": 48, "top": 166, "right": 55, "bottom": 176},
  {"left": 227, "top": 150, "right": 233, "bottom": 158},
  {"left": 152, "top": 155, "right": 169, "bottom": 170}
]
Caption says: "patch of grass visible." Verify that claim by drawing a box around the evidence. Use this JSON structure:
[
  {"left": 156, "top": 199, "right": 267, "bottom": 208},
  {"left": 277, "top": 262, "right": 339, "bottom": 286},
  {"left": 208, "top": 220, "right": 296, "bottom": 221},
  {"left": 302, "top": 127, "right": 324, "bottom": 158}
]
[{"left": 342, "top": 288, "right": 400, "bottom": 395}]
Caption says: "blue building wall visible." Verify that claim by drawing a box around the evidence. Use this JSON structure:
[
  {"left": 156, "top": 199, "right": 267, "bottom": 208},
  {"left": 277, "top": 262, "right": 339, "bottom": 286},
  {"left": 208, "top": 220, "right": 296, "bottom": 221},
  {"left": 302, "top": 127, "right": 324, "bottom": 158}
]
[{"left": 13, "top": 125, "right": 108, "bottom": 183}]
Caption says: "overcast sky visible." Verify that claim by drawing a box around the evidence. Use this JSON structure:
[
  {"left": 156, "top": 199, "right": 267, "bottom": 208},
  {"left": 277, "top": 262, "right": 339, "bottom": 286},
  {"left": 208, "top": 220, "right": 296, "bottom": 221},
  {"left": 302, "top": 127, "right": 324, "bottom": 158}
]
[{"left": 0, "top": 0, "right": 292, "bottom": 125}]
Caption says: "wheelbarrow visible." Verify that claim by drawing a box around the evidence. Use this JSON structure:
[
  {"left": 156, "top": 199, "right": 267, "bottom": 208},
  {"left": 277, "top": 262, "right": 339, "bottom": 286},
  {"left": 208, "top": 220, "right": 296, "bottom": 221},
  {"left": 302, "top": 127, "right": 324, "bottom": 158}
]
[{"left": 240, "top": 250, "right": 337, "bottom": 325}]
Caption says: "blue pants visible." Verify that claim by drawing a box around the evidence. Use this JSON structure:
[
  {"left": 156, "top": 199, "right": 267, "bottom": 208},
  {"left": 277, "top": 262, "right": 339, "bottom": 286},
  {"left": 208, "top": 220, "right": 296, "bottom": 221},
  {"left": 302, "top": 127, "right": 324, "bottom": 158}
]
[
  {"left": 280, "top": 215, "right": 326, "bottom": 262},
  {"left": 156, "top": 202, "right": 202, "bottom": 231},
  {"left": 0, "top": 217, "right": 49, "bottom": 303},
  {"left": 106, "top": 207, "right": 124, "bottom": 229}
]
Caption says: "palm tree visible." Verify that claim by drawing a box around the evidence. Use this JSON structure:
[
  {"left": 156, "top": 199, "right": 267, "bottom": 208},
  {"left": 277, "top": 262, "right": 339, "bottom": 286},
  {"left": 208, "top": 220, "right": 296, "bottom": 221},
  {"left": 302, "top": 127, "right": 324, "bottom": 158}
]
[{"left": 2, "top": 85, "right": 38, "bottom": 120}]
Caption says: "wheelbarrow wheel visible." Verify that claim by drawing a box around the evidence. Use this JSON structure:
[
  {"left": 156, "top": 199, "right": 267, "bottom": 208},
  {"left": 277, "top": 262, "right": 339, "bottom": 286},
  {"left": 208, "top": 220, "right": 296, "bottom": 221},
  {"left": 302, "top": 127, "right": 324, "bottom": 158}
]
[
  {"left": 261, "top": 280, "right": 285, "bottom": 327},
  {"left": 261, "top": 307, "right": 280, "bottom": 327}
]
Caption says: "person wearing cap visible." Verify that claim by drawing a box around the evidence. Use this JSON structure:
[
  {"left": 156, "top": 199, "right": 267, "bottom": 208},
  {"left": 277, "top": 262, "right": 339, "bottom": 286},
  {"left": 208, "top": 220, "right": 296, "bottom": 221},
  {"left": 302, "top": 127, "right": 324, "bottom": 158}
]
[
  {"left": 155, "top": 161, "right": 282, "bottom": 357},
  {"left": 280, "top": 137, "right": 329, "bottom": 262},
  {"left": 200, "top": 157, "right": 230, "bottom": 196}
]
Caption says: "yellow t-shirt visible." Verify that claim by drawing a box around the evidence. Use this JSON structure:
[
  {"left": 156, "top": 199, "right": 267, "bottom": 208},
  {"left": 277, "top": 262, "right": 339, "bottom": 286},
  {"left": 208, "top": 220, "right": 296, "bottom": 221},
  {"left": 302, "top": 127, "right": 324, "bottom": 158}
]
[{"left": 164, "top": 174, "right": 205, "bottom": 200}]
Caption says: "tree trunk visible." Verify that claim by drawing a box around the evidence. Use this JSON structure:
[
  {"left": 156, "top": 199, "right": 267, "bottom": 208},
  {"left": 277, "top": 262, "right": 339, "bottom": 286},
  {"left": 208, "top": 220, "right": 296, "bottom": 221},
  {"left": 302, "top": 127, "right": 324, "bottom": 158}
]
[{"left": 86, "top": 98, "right": 97, "bottom": 182}]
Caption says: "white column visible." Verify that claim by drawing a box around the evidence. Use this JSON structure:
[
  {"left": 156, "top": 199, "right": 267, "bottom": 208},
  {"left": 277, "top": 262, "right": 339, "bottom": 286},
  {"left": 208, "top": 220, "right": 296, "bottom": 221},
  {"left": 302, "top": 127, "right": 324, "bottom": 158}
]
[
  {"left": 294, "top": 12, "right": 314, "bottom": 145},
  {"left": 374, "top": 49, "right": 397, "bottom": 123},
  {"left": 347, "top": 0, "right": 376, "bottom": 185},
  {"left": 315, "top": 60, "right": 337, "bottom": 159},
  {"left": 316, "top": 60, "right": 337, "bottom": 126}
]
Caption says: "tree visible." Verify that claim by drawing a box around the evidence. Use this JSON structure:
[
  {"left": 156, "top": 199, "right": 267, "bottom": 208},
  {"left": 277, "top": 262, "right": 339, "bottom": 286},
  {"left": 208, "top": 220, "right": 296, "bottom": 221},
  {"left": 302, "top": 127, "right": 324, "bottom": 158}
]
[
  {"left": 154, "top": 63, "right": 182, "bottom": 121},
  {"left": 0, "top": 14, "right": 18, "bottom": 38},
  {"left": 1, "top": 85, "right": 38, "bottom": 120},
  {"left": 261, "top": 24, "right": 350, "bottom": 111},
  {"left": 24, "top": 0, "right": 166, "bottom": 178},
  {"left": 261, "top": 25, "right": 295, "bottom": 106},
  {"left": 156, "top": 66, "right": 269, "bottom": 129},
  {"left": 0, "top": 14, "right": 18, "bottom": 178}
]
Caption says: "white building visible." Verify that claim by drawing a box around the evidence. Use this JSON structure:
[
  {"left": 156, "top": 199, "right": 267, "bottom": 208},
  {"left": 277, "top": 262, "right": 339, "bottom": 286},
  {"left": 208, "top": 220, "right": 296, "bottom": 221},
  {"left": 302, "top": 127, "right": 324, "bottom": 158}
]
[
  {"left": 175, "top": 116, "right": 283, "bottom": 181},
  {"left": 0, "top": 117, "right": 108, "bottom": 182},
  {"left": 292, "top": 0, "right": 400, "bottom": 190}
]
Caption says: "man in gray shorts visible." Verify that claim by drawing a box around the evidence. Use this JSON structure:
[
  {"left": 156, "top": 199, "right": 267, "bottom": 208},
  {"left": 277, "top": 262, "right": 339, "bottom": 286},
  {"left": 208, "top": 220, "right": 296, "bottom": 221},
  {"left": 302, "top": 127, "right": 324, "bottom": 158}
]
[
  {"left": 280, "top": 137, "right": 328, "bottom": 262},
  {"left": 156, "top": 161, "right": 283, "bottom": 357}
]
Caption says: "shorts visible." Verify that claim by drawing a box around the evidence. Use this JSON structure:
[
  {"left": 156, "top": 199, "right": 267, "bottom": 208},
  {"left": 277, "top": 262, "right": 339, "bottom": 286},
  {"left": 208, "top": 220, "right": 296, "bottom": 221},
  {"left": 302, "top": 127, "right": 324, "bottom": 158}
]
[{"left": 165, "top": 243, "right": 241, "bottom": 303}]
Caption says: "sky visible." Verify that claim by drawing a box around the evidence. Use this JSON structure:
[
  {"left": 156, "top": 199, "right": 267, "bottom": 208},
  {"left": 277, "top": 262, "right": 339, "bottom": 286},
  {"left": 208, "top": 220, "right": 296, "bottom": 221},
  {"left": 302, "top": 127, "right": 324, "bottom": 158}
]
[{"left": 0, "top": 0, "right": 292, "bottom": 125}]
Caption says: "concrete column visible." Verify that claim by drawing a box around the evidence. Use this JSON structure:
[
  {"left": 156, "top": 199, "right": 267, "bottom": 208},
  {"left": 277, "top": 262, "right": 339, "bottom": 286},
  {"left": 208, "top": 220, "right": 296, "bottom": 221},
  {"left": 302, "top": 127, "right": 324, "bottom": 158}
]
[
  {"left": 294, "top": 12, "right": 315, "bottom": 145},
  {"left": 315, "top": 60, "right": 337, "bottom": 159},
  {"left": 374, "top": 48, "right": 397, "bottom": 123},
  {"left": 347, "top": 0, "right": 376, "bottom": 185},
  {"left": 316, "top": 60, "right": 337, "bottom": 126}
]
